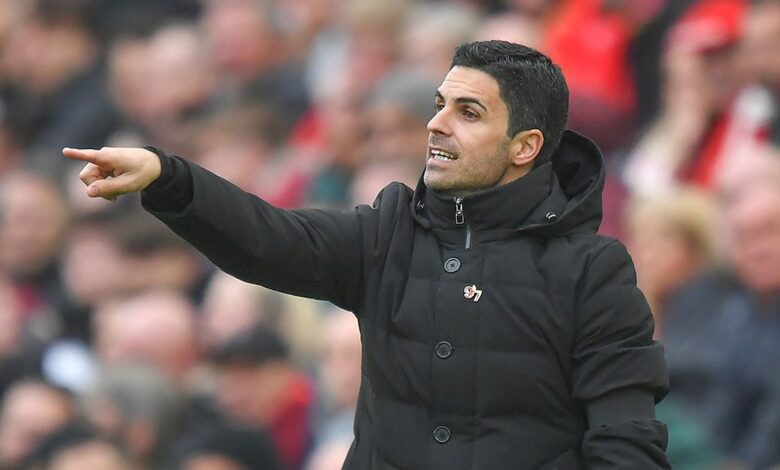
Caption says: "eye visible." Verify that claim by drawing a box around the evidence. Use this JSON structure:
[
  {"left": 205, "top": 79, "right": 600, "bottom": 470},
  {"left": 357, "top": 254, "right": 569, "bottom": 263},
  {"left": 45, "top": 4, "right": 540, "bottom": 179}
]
[
  {"left": 462, "top": 109, "right": 479, "bottom": 121},
  {"left": 434, "top": 102, "right": 444, "bottom": 112}
]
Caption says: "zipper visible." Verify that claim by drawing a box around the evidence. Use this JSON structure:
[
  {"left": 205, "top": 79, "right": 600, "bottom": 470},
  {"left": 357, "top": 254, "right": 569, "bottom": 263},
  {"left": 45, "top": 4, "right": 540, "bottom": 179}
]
[
  {"left": 454, "top": 197, "right": 464, "bottom": 224},
  {"left": 453, "top": 197, "right": 472, "bottom": 249}
]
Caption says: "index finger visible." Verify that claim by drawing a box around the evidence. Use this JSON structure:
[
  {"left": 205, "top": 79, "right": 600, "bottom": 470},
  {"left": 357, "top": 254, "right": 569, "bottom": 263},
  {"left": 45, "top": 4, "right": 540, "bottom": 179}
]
[{"left": 62, "top": 147, "right": 105, "bottom": 165}]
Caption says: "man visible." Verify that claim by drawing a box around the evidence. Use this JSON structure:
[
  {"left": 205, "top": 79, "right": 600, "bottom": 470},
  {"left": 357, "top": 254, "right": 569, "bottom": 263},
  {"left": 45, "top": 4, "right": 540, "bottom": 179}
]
[
  {"left": 0, "top": 379, "right": 75, "bottom": 469},
  {"left": 210, "top": 325, "right": 315, "bottom": 470},
  {"left": 65, "top": 41, "right": 669, "bottom": 469},
  {"left": 662, "top": 146, "right": 780, "bottom": 468},
  {"left": 2, "top": 0, "right": 120, "bottom": 178},
  {"left": 82, "top": 364, "right": 180, "bottom": 468}
]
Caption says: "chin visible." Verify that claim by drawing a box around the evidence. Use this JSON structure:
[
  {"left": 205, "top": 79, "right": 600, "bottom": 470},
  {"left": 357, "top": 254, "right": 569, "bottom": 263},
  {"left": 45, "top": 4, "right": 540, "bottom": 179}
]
[{"left": 423, "top": 177, "right": 450, "bottom": 193}]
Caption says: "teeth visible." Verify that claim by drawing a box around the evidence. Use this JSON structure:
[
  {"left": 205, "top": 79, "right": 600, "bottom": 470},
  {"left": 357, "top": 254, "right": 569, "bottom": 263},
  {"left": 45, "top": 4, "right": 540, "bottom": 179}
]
[{"left": 431, "top": 149, "right": 455, "bottom": 160}]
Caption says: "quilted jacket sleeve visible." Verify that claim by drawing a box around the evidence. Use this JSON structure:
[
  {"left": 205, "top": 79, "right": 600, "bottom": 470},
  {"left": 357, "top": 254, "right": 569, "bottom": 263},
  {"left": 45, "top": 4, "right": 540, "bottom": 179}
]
[
  {"left": 140, "top": 151, "right": 364, "bottom": 312},
  {"left": 572, "top": 239, "right": 670, "bottom": 469}
]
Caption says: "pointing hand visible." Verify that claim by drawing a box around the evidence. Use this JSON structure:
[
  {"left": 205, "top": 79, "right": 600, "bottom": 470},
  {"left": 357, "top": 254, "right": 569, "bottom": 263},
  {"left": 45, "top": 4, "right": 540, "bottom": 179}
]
[{"left": 63, "top": 147, "right": 162, "bottom": 200}]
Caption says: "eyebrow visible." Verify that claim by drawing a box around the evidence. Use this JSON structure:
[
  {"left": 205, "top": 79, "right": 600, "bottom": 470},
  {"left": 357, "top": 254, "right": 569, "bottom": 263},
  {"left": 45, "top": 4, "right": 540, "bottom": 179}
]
[{"left": 435, "top": 91, "right": 487, "bottom": 112}]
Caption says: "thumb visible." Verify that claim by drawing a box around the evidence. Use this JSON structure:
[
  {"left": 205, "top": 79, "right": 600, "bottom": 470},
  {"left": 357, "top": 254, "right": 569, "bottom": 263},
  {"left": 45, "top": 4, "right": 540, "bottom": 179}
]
[{"left": 86, "top": 178, "right": 124, "bottom": 200}]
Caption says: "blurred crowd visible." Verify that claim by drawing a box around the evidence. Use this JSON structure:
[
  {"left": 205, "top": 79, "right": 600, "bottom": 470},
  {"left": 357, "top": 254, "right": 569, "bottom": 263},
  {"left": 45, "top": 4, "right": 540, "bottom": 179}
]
[{"left": 0, "top": 0, "right": 778, "bottom": 468}]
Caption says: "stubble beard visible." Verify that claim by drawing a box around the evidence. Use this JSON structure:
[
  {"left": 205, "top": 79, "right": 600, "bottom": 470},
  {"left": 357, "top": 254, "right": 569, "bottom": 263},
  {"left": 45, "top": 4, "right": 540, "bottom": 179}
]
[{"left": 424, "top": 141, "right": 511, "bottom": 197}]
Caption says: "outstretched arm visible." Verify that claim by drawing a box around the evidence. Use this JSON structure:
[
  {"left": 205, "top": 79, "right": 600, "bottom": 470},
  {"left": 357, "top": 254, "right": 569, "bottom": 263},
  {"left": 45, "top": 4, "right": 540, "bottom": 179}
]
[{"left": 64, "top": 147, "right": 365, "bottom": 311}]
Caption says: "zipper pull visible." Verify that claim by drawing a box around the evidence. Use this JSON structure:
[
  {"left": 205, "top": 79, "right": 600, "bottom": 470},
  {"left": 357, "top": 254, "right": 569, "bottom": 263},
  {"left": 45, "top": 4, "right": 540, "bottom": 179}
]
[{"left": 454, "top": 197, "right": 464, "bottom": 225}]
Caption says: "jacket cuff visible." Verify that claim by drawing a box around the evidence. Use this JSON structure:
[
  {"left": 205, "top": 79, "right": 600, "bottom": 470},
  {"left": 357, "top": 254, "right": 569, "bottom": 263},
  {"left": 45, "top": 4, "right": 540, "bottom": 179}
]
[{"left": 141, "top": 146, "right": 194, "bottom": 212}]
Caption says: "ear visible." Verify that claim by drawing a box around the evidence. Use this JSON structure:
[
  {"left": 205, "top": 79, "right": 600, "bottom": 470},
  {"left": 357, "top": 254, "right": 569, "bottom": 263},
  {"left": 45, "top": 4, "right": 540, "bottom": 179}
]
[{"left": 508, "top": 129, "right": 544, "bottom": 168}]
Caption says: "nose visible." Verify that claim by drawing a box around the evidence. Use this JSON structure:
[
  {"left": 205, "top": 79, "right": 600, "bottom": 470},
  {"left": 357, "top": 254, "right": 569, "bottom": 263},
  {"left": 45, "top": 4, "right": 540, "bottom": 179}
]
[{"left": 427, "top": 108, "right": 451, "bottom": 136}]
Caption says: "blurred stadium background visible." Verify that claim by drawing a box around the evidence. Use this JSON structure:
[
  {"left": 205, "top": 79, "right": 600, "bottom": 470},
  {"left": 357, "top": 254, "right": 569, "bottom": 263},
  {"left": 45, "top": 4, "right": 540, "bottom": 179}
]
[{"left": 0, "top": 0, "right": 779, "bottom": 468}]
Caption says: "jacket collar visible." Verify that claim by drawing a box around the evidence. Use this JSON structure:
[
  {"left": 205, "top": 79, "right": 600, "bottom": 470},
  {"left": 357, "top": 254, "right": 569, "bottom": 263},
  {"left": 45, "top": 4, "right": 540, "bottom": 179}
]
[
  {"left": 413, "top": 161, "right": 559, "bottom": 232},
  {"left": 410, "top": 130, "right": 606, "bottom": 237}
]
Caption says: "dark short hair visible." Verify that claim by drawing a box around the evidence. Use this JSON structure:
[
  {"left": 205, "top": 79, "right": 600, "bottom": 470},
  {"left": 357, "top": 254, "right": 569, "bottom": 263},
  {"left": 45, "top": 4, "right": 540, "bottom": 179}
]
[
  {"left": 211, "top": 324, "right": 290, "bottom": 366},
  {"left": 23, "top": 422, "right": 130, "bottom": 468},
  {"left": 450, "top": 40, "right": 569, "bottom": 164},
  {"left": 175, "top": 423, "right": 280, "bottom": 470},
  {"left": 32, "top": 0, "right": 103, "bottom": 37}
]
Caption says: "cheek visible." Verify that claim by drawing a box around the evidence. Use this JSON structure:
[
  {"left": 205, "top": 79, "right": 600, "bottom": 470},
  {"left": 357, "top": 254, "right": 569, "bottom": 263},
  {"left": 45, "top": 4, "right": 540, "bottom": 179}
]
[
  {"left": 460, "top": 130, "right": 508, "bottom": 166},
  {"left": 457, "top": 123, "right": 501, "bottom": 152}
]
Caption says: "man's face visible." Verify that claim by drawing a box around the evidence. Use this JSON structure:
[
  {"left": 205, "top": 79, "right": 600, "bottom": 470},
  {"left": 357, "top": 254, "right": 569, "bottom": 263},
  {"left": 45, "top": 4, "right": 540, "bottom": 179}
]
[
  {"left": 216, "top": 362, "right": 288, "bottom": 425},
  {"left": 0, "top": 384, "right": 72, "bottom": 467},
  {"left": 718, "top": 154, "right": 780, "bottom": 295},
  {"left": 424, "top": 66, "right": 514, "bottom": 195}
]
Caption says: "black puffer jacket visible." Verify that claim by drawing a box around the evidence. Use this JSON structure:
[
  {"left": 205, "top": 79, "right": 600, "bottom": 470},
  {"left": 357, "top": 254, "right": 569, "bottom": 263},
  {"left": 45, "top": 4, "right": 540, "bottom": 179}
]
[{"left": 142, "top": 130, "right": 669, "bottom": 469}]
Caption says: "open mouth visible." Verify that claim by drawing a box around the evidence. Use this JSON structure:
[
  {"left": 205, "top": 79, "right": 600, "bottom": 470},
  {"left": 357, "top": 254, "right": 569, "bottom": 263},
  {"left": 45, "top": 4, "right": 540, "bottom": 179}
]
[{"left": 430, "top": 148, "right": 457, "bottom": 161}]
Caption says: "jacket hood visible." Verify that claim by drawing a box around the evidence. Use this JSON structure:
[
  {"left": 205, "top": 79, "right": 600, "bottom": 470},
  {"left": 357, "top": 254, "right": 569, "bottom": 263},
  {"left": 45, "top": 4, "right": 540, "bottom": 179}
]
[{"left": 411, "top": 130, "right": 605, "bottom": 237}]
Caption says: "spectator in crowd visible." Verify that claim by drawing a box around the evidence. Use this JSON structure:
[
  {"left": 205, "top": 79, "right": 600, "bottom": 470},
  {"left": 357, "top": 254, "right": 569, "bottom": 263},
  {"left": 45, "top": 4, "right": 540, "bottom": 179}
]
[
  {"left": 212, "top": 325, "right": 315, "bottom": 470},
  {"left": 105, "top": 26, "right": 161, "bottom": 147},
  {"left": 81, "top": 364, "right": 180, "bottom": 468},
  {"left": 103, "top": 209, "right": 210, "bottom": 301},
  {"left": 70, "top": 207, "right": 206, "bottom": 294},
  {"left": 201, "top": 0, "right": 309, "bottom": 133},
  {"left": 330, "top": 0, "right": 409, "bottom": 102},
  {"left": 623, "top": 188, "right": 726, "bottom": 470},
  {"left": 108, "top": 21, "right": 217, "bottom": 154},
  {"left": 188, "top": 104, "right": 317, "bottom": 207},
  {"left": 187, "top": 105, "right": 281, "bottom": 195},
  {"left": 663, "top": 145, "right": 780, "bottom": 468},
  {"left": 300, "top": 0, "right": 414, "bottom": 208},
  {"left": 199, "top": 271, "right": 323, "bottom": 366},
  {"left": 312, "top": 308, "right": 361, "bottom": 447},
  {"left": 272, "top": 0, "right": 338, "bottom": 64},
  {"left": 0, "top": 0, "right": 29, "bottom": 172},
  {"left": 175, "top": 423, "right": 280, "bottom": 470},
  {"left": 542, "top": 0, "right": 649, "bottom": 153},
  {"left": 22, "top": 423, "right": 133, "bottom": 470},
  {"left": 626, "top": 0, "right": 700, "bottom": 129},
  {"left": 623, "top": 189, "right": 716, "bottom": 326},
  {"left": 62, "top": 208, "right": 209, "bottom": 340},
  {"left": 300, "top": 75, "right": 370, "bottom": 208},
  {"left": 364, "top": 71, "right": 436, "bottom": 173},
  {"left": 0, "top": 171, "right": 71, "bottom": 339},
  {"left": 92, "top": 290, "right": 200, "bottom": 387},
  {"left": 1, "top": 0, "right": 119, "bottom": 178},
  {"left": 60, "top": 212, "right": 136, "bottom": 312},
  {"left": 342, "top": 70, "right": 437, "bottom": 204},
  {"left": 307, "top": 70, "right": 435, "bottom": 207},
  {"left": 0, "top": 379, "right": 75, "bottom": 469},
  {"left": 401, "top": 2, "right": 480, "bottom": 79},
  {"left": 623, "top": 0, "right": 749, "bottom": 193}
]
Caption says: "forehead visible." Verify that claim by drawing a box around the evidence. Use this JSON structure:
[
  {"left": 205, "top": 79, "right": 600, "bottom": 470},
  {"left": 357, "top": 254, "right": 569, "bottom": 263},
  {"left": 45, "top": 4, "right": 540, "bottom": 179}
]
[{"left": 437, "top": 66, "right": 503, "bottom": 107}]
